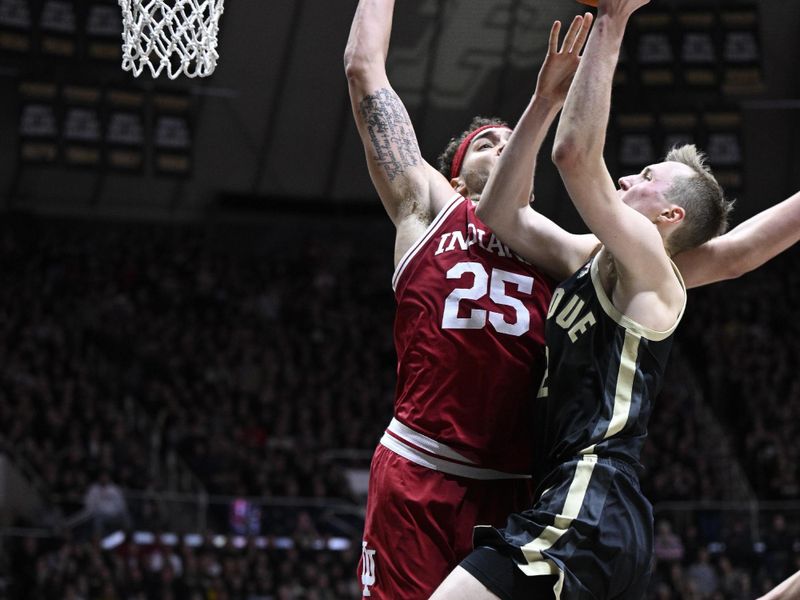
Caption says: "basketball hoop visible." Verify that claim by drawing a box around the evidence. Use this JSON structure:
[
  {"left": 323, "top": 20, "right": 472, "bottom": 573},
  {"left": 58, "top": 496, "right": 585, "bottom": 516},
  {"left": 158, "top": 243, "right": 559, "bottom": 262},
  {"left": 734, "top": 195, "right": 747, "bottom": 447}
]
[{"left": 118, "top": 0, "right": 225, "bottom": 80}]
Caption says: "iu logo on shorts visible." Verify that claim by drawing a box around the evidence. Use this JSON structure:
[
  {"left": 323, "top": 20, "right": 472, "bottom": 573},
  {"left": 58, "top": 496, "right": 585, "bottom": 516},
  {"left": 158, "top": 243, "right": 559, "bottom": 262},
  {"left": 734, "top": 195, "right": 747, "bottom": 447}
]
[{"left": 361, "top": 541, "right": 377, "bottom": 596}]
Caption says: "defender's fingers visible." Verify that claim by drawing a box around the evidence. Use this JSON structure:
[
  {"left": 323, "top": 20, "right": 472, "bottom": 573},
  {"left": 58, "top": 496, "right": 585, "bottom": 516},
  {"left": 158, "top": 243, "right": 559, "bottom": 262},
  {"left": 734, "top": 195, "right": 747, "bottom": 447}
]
[
  {"left": 572, "top": 12, "right": 594, "bottom": 55},
  {"left": 549, "top": 20, "right": 562, "bottom": 54},
  {"left": 561, "top": 15, "right": 585, "bottom": 54}
]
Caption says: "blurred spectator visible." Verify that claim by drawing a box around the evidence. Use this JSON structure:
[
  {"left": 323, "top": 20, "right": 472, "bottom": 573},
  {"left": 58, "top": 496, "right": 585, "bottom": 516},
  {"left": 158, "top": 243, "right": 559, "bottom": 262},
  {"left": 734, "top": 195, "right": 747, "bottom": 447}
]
[
  {"left": 292, "top": 510, "right": 322, "bottom": 549},
  {"left": 84, "top": 472, "right": 130, "bottom": 536},
  {"left": 687, "top": 547, "right": 719, "bottom": 598},
  {"left": 228, "top": 496, "right": 262, "bottom": 537},
  {"left": 763, "top": 514, "right": 795, "bottom": 583},
  {"left": 724, "top": 518, "right": 755, "bottom": 568},
  {"left": 654, "top": 519, "right": 685, "bottom": 566},
  {"left": 718, "top": 555, "right": 750, "bottom": 599}
]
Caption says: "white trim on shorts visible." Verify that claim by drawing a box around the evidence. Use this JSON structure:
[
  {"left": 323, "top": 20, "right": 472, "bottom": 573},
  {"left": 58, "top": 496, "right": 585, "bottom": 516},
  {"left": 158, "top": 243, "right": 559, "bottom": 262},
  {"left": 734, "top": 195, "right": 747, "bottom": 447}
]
[{"left": 380, "top": 418, "right": 531, "bottom": 481}]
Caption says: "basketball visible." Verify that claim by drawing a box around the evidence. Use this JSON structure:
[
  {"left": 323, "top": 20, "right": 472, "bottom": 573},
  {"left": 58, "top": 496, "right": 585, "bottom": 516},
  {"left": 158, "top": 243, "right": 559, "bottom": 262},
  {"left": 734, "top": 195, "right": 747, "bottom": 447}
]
[{"left": 576, "top": 0, "right": 599, "bottom": 6}]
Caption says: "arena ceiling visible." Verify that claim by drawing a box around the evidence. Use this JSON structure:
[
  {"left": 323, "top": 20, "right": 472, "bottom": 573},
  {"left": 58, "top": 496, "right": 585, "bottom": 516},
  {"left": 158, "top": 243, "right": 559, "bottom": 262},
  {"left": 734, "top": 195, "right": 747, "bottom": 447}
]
[{"left": 0, "top": 0, "right": 798, "bottom": 227}]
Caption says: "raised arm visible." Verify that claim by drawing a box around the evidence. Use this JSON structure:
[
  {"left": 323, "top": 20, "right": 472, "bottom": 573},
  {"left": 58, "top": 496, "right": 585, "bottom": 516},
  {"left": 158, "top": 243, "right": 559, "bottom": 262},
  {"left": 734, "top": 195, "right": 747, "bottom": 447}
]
[
  {"left": 475, "top": 15, "right": 600, "bottom": 282},
  {"left": 676, "top": 189, "right": 800, "bottom": 288},
  {"left": 551, "top": 0, "right": 674, "bottom": 297},
  {"left": 344, "top": 0, "right": 454, "bottom": 263}
]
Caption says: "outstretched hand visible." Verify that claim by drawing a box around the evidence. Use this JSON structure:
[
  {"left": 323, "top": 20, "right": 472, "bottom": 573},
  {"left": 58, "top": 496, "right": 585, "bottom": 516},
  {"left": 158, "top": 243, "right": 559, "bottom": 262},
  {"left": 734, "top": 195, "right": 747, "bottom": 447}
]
[{"left": 535, "top": 13, "right": 594, "bottom": 107}]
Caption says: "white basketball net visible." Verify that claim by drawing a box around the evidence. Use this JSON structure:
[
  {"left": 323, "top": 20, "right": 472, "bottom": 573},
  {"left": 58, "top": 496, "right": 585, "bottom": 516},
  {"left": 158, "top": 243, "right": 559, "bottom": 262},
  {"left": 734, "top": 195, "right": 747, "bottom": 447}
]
[{"left": 118, "top": 0, "right": 225, "bottom": 79}]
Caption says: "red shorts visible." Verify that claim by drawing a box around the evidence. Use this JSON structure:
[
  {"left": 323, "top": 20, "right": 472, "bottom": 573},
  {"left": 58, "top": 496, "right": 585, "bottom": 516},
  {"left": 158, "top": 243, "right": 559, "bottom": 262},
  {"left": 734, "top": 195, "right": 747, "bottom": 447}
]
[{"left": 357, "top": 444, "right": 533, "bottom": 599}]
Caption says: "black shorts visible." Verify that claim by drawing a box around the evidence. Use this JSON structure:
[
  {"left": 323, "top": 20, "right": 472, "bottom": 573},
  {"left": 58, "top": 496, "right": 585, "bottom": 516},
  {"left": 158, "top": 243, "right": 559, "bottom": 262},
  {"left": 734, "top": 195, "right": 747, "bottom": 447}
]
[
  {"left": 466, "top": 455, "right": 653, "bottom": 600},
  {"left": 461, "top": 546, "right": 557, "bottom": 600}
]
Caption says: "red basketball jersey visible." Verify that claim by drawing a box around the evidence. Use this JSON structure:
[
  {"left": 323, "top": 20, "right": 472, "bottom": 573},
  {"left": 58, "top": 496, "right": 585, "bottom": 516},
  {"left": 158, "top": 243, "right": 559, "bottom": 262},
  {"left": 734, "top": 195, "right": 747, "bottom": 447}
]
[{"left": 391, "top": 193, "right": 554, "bottom": 474}]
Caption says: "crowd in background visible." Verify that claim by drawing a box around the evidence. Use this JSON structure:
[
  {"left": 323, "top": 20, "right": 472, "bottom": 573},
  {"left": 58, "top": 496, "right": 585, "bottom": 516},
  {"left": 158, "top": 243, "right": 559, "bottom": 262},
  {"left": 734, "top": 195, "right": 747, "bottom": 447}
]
[
  {"left": 682, "top": 264, "right": 800, "bottom": 503},
  {"left": 6, "top": 533, "right": 361, "bottom": 600},
  {"left": 1, "top": 216, "right": 799, "bottom": 599}
]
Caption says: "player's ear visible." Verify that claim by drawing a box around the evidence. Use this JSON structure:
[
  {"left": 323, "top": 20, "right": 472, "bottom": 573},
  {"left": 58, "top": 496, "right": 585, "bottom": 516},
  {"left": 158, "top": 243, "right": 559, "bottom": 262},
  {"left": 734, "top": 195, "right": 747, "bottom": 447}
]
[
  {"left": 657, "top": 205, "right": 685, "bottom": 224},
  {"left": 450, "top": 177, "right": 466, "bottom": 194}
]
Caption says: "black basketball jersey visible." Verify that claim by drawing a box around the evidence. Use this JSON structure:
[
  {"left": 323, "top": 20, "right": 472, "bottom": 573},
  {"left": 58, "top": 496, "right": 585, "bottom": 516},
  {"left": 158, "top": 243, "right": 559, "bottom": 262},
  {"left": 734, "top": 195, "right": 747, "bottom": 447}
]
[{"left": 535, "top": 253, "right": 685, "bottom": 474}]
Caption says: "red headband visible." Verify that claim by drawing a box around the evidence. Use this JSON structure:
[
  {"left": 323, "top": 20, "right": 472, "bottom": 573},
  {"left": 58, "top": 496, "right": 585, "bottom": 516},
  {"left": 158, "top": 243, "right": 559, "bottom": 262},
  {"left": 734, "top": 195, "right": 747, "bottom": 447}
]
[{"left": 449, "top": 124, "right": 512, "bottom": 180}]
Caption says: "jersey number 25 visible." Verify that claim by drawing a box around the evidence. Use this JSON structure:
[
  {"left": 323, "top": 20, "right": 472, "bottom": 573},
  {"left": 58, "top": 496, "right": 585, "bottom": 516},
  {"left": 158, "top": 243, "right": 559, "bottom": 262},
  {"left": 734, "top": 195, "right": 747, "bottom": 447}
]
[{"left": 441, "top": 262, "right": 533, "bottom": 337}]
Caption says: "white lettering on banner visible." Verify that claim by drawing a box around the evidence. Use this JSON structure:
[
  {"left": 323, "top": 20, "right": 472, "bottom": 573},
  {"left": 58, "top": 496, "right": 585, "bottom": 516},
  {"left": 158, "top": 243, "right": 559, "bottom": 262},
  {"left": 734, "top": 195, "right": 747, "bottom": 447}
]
[
  {"left": 361, "top": 541, "right": 376, "bottom": 596},
  {"left": 390, "top": 1, "right": 560, "bottom": 109}
]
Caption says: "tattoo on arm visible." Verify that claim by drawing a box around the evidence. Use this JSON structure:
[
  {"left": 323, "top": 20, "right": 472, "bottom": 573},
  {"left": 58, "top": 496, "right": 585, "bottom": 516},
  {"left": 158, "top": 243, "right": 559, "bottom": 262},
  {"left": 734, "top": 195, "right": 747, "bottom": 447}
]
[{"left": 358, "top": 88, "right": 422, "bottom": 182}]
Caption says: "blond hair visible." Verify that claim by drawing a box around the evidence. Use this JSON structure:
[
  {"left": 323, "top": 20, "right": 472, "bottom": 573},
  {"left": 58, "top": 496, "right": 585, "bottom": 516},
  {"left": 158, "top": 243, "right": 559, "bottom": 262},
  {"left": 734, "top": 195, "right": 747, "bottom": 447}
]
[{"left": 663, "top": 144, "right": 734, "bottom": 255}]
